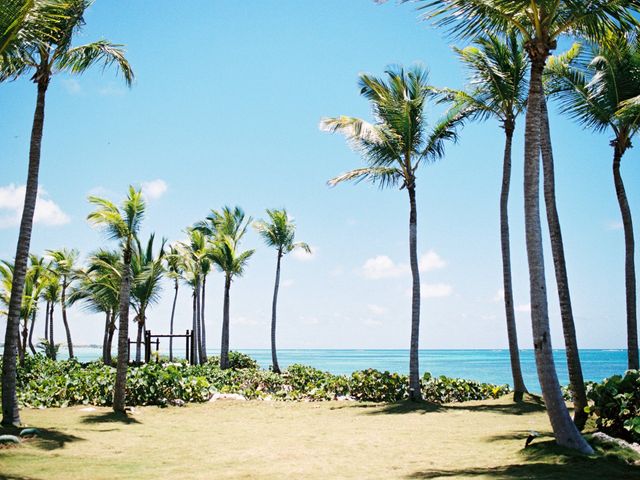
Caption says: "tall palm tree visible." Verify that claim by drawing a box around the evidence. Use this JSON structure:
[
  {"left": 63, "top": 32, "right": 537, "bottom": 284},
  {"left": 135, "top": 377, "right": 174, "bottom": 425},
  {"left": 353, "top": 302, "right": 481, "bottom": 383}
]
[
  {"left": 321, "top": 65, "right": 468, "bottom": 401},
  {"left": 254, "top": 209, "right": 310, "bottom": 373},
  {"left": 40, "top": 268, "right": 60, "bottom": 359},
  {"left": 46, "top": 248, "right": 79, "bottom": 358},
  {"left": 1, "top": 0, "right": 133, "bottom": 426},
  {"left": 130, "top": 234, "right": 165, "bottom": 363},
  {"left": 204, "top": 207, "right": 254, "bottom": 369},
  {"left": 546, "top": 34, "right": 640, "bottom": 370},
  {"left": 165, "top": 245, "right": 184, "bottom": 361},
  {"left": 87, "top": 186, "right": 145, "bottom": 413},
  {"left": 418, "top": 0, "right": 640, "bottom": 453},
  {"left": 26, "top": 254, "right": 47, "bottom": 355},
  {"left": 444, "top": 33, "right": 529, "bottom": 396}
]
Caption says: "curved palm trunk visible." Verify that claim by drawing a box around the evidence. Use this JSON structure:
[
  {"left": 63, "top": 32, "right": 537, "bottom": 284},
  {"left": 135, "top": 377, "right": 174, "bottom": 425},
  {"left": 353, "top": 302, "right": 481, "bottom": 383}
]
[
  {"left": 169, "top": 280, "right": 178, "bottom": 361},
  {"left": 200, "top": 276, "right": 207, "bottom": 363},
  {"left": 60, "top": 280, "right": 74, "bottom": 359},
  {"left": 540, "top": 97, "right": 587, "bottom": 429},
  {"left": 28, "top": 309, "right": 37, "bottom": 355},
  {"left": 102, "top": 311, "right": 110, "bottom": 364},
  {"left": 407, "top": 184, "right": 422, "bottom": 401},
  {"left": 500, "top": 121, "right": 527, "bottom": 396},
  {"left": 220, "top": 275, "right": 231, "bottom": 370},
  {"left": 613, "top": 144, "right": 638, "bottom": 370},
  {"left": 113, "top": 244, "right": 133, "bottom": 413},
  {"left": 2, "top": 76, "right": 48, "bottom": 426},
  {"left": 270, "top": 250, "right": 283, "bottom": 373},
  {"left": 523, "top": 56, "right": 591, "bottom": 454},
  {"left": 105, "top": 311, "right": 116, "bottom": 365}
]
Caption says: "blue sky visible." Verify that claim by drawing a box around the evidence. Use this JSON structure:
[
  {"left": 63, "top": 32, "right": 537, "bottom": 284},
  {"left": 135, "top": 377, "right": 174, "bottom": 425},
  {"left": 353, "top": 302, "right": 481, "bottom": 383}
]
[{"left": 1, "top": 0, "right": 638, "bottom": 350}]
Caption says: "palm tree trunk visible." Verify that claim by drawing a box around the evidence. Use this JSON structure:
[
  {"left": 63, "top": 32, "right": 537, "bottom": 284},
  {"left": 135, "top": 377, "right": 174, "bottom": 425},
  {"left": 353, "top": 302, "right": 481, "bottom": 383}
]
[
  {"left": 169, "top": 280, "right": 178, "bottom": 361},
  {"left": 613, "top": 144, "right": 638, "bottom": 370},
  {"left": 113, "top": 243, "right": 133, "bottom": 413},
  {"left": 18, "top": 317, "right": 27, "bottom": 365},
  {"left": 102, "top": 311, "right": 110, "bottom": 364},
  {"left": 196, "top": 277, "right": 203, "bottom": 364},
  {"left": 270, "top": 250, "right": 283, "bottom": 374},
  {"left": 44, "top": 300, "right": 49, "bottom": 342},
  {"left": 500, "top": 121, "right": 527, "bottom": 397},
  {"left": 135, "top": 315, "right": 144, "bottom": 364},
  {"left": 49, "top": 302, "right": 56, "bottom": 361},
  {"left": 2, "top": 75, "right": 49, "bottom": 426},
  {"left": 540, "top": 97, "right": 587, "bottom": 429},
  {"left": 220, "top": 275, "right": 231, "bottom": 370},
  {"left": 407, "top": 183, "right": 422, "bottom": 401},
  {"left": 60, "top": 280, "right": 74, "bottom": 359},
  {"left": 523, "top": 56, "right": 591, "bottom": 454},
  {"left": 191, "top": 290, "right": 197, "bottom": 365},
  {"left": 28, "top": 309, "right": 37, "bottom": 355},
  {"left": 200, "top": 275, "right": 207, "bottom": 363},
  {"left": 106, "top": 311, "right": 116, "bottom": 365}
]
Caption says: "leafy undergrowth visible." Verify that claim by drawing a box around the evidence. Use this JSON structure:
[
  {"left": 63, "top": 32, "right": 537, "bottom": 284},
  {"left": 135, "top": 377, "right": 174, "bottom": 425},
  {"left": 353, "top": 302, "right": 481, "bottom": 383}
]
[{"left": 8, "top": 353, "right": 510, "bottom": 408}]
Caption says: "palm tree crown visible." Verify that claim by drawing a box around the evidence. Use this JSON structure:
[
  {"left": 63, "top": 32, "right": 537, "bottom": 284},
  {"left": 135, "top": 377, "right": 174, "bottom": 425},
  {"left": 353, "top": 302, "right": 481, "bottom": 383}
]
[{"left": 254, "top": 209, "right": 310, "bottom": 256}]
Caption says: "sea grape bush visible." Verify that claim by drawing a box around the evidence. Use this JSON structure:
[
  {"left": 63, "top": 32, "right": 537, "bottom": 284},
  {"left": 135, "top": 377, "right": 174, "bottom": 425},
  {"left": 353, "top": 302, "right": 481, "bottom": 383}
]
[
  {"left": 587, "top": 370, "right": 640, "bottom": 443},
  {"left": 10, "top": 354, "right": 511, "bottom": 408}
]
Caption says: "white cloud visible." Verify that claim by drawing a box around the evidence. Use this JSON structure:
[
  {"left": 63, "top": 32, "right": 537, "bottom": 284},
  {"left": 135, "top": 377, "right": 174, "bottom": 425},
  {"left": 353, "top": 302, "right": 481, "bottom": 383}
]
[
  {"left": 329, "top": 266, "right": 344, "bottom": 277},
  {"left": 362, "top": 250, "right": 447, "bottom": 279},
  {"left": 0, "top": 184, "right": 70, "bottom": 228},
  {"left": 292, "top": 245, "right": 317, "bottom": 262},
  {"left": 421, "top": 283, "right": 453, "bottom": 298},
  {"left": 362, "top": 255, "right": 406, "bottom": 279},
  {"left": 98, "top": 84, "right": 127, "bottom": 97},
  {"left": 282, "top": 279, "right": 294, "bottom": 288},
  {"left": 606, "top": 220, "right": 623, "bottom": 231},
  {"left": 62, "top": 79, "right": 82, "bottom": 95},
  {"left": 363, "top": 318, "right": 383, "bottom": 327},
  {"left": 367, "top": 304, "right": 387, "bottom": 316},
  {"left": 419, "top": 250, "right": 446, "bottom": 271},
  {"left": 231, "top": 316, "right": 259, "bottom": 326},
  {"left": 141, "top": 179, "right": 168, "bottom": 201},
  {"left": 515, "top": 304, "right": 531, "bottom": 313},
  {"left": 492, "top": 289, "right": 505, "bottom": 302},
  {"left": 300, "top": 315, "right": 320, "bottom": 325}
]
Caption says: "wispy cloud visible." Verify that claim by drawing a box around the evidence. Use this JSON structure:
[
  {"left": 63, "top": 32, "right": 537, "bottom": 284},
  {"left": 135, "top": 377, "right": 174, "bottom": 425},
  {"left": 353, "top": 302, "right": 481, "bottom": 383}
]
[
  {"left": 362, "top": 250, "right": 447, "bottom": 279},
  {"left": 292, "top": 245, "right": 317, "bottom": 262},
  {"left": 421, "top": 283, "right": 453, "bottom": 298},
  {"left": 0, "top": 184, "right": 70, "bottom": 228},
  {"left": 98, "top": 83, "right": 127, "bottom": 97},
  {"left": 367, "top": 304, "right": 387, "bottom": 316},
  {"left": 141, "top": 179, "right": 168, "bottom": 201},
  {"left": 492, "top": 288, "right": 505, "bottom": 302},
  {"left": 515, "top": 304, "right": 531, "bottom": 313},
  {"left": 62, "top": 79, "right": 82, "bottom": 95},
  {"left": 606, "top": 220, "right": 623, "bottom": 231},
  {"left": 363, "top": 318, "right": 383, "bottom": 327},
  {"left": 282, "top": 279, "right": 295, "bottom": 288},
  {"left": 419, "top": 250, "right": 446, "bottom": 271}
]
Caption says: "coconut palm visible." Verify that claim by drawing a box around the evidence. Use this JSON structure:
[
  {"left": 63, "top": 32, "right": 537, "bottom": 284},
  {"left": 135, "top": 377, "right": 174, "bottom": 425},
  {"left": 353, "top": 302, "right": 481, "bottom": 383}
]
[
  {"left": 165, "top": 246, "right": 184, "bottom": 361},
  {"left": 46, "top": 248, "right": 79, "bottom": 358},
  {"left": 254, "top": 209, "right": 310, "bottom": 373},
  {"left": 546, "top": 34, "right": 640, "bottom": 370},
  {"left": 443, "top": 32, "right": 529, "bottom": 396},
  {"left": 417, "top": 0, "right": 640, "bottom": 453},
  {"left": 0, "top": 0, "right": 133, "bottom": 426},
  {"left": 40, "top": 269, "right": 60, "bottom": 360},
  {"left": 321, "top": 65, "right": 468, "bottom": 401},
  {"left": 87, "top": 186, "right": 145, "bottom": 413},
  {"left": 204, "top": 207, "right": 254, "bottom": 369},
  {"left": 130, "top": 234, "right": 165, "bottom": 363},
  {"left": 26, "top": 254, "right": 47, "bottom": 355}
]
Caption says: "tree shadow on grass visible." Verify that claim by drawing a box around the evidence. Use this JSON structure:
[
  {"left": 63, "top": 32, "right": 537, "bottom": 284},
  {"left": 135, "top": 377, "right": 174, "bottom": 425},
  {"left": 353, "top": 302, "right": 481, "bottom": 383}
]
[
  {"left": 407, "top": 440, "right": 640, "bottom": 479},
  {"left": 0, "top": 426, "right": 83, "bottom": 452},
  {"left": 80, "top": 411, "right": 140, "bottom": 425},
  {"left": 443, "top": 395, "right": 546, "bottom": 416},
  {"left": 0, "top": 474, "right": 43, "bottom": 480}
]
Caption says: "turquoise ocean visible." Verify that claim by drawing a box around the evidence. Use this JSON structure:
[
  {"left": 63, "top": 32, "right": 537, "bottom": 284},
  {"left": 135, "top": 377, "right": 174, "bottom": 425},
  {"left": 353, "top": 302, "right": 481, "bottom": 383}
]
[{"left": 67, "top": 347, "right": 628, "bottom": 392}]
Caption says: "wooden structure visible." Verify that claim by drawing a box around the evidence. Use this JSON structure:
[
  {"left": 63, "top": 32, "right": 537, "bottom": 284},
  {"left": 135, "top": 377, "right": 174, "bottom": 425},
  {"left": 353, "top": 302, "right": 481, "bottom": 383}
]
[{"left": 127, "top": 329, "right": 195, "bottom": 363}]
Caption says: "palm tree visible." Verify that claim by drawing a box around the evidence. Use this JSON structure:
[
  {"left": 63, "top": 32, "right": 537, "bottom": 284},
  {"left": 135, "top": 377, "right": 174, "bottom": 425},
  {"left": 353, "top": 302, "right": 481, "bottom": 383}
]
[
  {"left": 321, "top": 65, "right": 468, "bottom": 401},
  {"left": 0, "top": 0, "right": 133, "bottom": 426},
  {"left": 546, "top": 34, "right": 640, "bottom": 370},
  {"left": 254, "top": 209, "right": 310, "bottom": 373},
  {"left": 40, "top": 269, "right": 60, "bottom": 360},
  {"left": 165, "top": 245, "right": 184, "bottom": 361},
  {"left": 46, "top": 248, "right": 79, "bottom": 359},
  {"left": 418, "top": 0, "right": 640, "bottom": 453},
  {"left": 87, "top": 186, "right": 145, "bottom": 413},
  {"left": 204, "top": 207, "right": 254, "bottom": 369},
  {"left": 26, "top": 254, "right": 46, "bottom": 355},
  {"left": 69, "top": 249, "right": 122, "bottom": 365},
  {"left": 443, "top": 33, "right": 529, "bottom": 396}
]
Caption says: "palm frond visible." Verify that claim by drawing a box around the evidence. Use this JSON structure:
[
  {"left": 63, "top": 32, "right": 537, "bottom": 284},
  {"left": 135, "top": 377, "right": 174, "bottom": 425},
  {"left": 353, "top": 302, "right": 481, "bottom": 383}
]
[{"left": 55, "top": 39, "right": 133, "bottom": 85}]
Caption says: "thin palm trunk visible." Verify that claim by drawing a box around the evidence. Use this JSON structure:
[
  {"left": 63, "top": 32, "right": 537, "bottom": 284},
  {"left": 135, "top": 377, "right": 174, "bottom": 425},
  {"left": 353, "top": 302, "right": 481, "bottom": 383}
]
[
  {"left": 169, "top": 280, "right": 178, "bottom": 361},
  {"left": 200, "top": 275, "right": 207, "bottom": 363},
  {"left": 407, "top": 184, "right": 422, "bottom": 401},
  {"left": 1, "top": 74, "right": 48, "bottom": 426},
  {"left": 500, "top": 121, "right": 527, "bottom": 397},
  {"left": 49, "top": 301, "right": 56, "bottom": 360},
  {"left": 540, "top": 97, "right": 587, "bottom": 429},
  {"left": 135, "top": 314, "right": 144, "bottom": 364},
  {"left": 19, "top": 315, "right": 28, "bottom": 364},
  {"left": 191, "top": 290, "right": 197, "bottom": 364},
  {"left": 28, "top": 309, "right": 37, "bottom": 355},
  {"left": 613, "top": 144, "right": 638, "bottom": 370},
  {"left": 523, "top": 56, "right": 591, "bottom": 454},
  {"left": 270, "top": 250, "right": 283, "bottom": 374},
  {"left": 113, "top": 244, "right": 133, "bottom": 413},
  {"left": 44, "top": 300, "right": 49, "bottom": 342},
  {"left": 60, "top": 279, "right": 74, "bottom": 359},
  {"left": 196, "top": 277, "right": 203, "bottom": 364},
  {"left": 220, "top": 275, "right": 231, "bottom": 370},
  {"left": 102, "top": 310, "right": 110, "bottom": 364},
  {"left": 106, "top": 310, "right": 116, "bottom": 365}
]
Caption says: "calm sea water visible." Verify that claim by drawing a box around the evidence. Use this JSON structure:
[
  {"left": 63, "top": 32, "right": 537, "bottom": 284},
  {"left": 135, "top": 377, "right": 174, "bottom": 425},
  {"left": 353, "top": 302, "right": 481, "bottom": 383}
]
[{"left": 66, "top": 347, "right": 627, "bottom": 392}]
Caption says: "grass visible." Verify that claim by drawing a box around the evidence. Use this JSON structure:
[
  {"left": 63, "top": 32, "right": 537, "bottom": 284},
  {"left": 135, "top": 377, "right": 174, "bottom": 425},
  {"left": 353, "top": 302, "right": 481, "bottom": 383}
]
[{"left": 0, "top": 394, "right": 637, "bottom": 479}]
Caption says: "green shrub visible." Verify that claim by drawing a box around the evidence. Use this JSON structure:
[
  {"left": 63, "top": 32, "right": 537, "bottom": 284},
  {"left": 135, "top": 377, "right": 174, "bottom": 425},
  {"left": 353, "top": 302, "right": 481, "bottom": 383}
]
[
  {"left": 587, "top": 370, "right": 640, "bottom": 443},
  {"left": 350, "top": 369, "right": 408, "bottom": 402},
  {"left": 207, "top": 351, "right": 259, "bottom": 370},
  {"left": 421, "top": 373, "right": 510, "bottom": 403}
]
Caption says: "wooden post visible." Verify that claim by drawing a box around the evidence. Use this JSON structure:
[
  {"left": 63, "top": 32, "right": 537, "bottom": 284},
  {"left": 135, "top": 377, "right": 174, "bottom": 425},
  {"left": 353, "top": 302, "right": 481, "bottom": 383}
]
[{"left": 155, "top": 338, "right": 160, "bottom": 363}]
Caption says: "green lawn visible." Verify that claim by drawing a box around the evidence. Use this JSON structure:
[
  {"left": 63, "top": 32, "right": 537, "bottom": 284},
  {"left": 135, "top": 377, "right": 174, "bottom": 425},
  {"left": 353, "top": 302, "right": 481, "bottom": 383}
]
[{"left": 0, "top": 395, "right": 638, "bottom": 479}]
